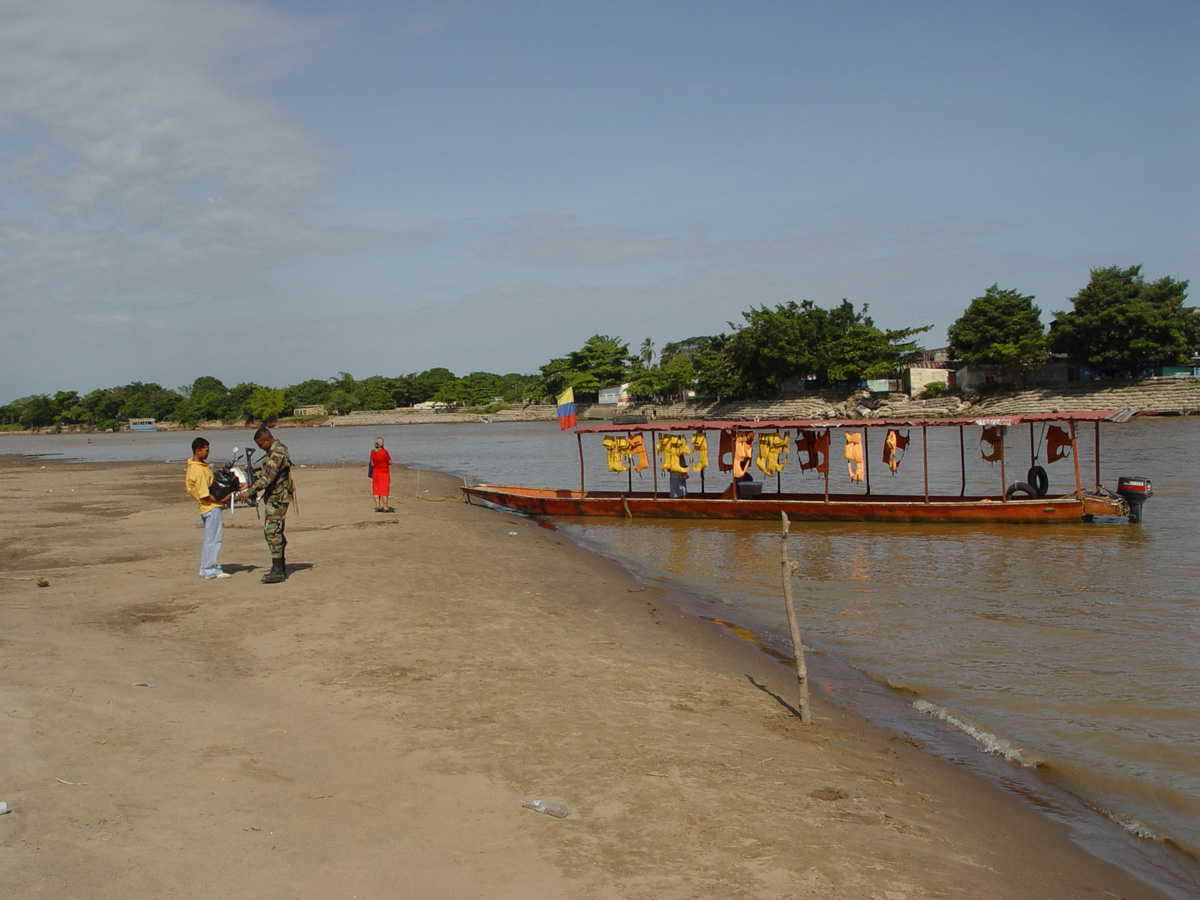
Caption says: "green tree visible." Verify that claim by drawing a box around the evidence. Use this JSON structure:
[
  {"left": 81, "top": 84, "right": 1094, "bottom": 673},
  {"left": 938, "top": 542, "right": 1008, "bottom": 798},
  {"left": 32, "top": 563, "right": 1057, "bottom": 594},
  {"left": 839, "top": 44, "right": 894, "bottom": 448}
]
[
  {"left": 723, "top": 300, "right": 926, "bottom": 391},
  {"left": 410, "top": 368, "right": 457, "bottom": 404},
  {"left": 539, "top": 334, "right": 632, "bottom": 397},
  {"left": 639, "top": 337, "right": 655, "bottom": 366},
  {"left": 1051, "top": 266, "right": 1197, "bottom": 376},
  {"left": 497, "top": 373, "right": 538, "bottom": 403},
  {"left": 690, "top": 335, "right": 739, "bottom": 399},
  {"left": 224, "top": 382, "right": 261, "bottom": 422},
  {"left": 948, "top": 285, "right": 1049, "bottom": 368},
  {"left": 628, "top": 336, "right": 708, "bottom": 400},
  {"left": 326, "top": 389, "right": 356, "bottom": 415},
  {"left": 53, "top": 391, "right": 85, "bottom": 425},
  {"left": 175, "top": 376, "right": 228, "bottom": 423},
  {"left": 284, "top": 378, "right": 333, "bottom": 409},
  {"left": 246, "top": 387, "right": 286, "bottom": 423},
  {"left": 357, "top": 376, "right": 398, "bottom": 411},
  {"left": 823, "top": 300, "right": 929, "bottom": 383},
  {"left": 13, "top": 395, "right": 58, "bottom": 429},
  {"left": 442, "top": 372, "right": 504, "bottom": 406}
]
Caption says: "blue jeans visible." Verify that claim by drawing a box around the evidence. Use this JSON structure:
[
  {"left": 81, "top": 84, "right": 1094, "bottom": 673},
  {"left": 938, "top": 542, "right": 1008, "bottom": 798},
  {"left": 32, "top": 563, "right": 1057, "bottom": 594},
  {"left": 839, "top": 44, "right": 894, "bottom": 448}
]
[
  {"left": 200, "top": 508, "right": 224, "bottom": 577},
  {"left": 669, "top": 474, "right": 688, "bottom": 498}
]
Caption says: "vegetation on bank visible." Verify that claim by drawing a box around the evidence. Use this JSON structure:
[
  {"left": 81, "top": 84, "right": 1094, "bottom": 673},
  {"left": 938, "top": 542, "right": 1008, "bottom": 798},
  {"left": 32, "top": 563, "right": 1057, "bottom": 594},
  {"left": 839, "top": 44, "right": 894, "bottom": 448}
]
[{"left": 3, "top": 264, "right": 1195, "bottom": 431}]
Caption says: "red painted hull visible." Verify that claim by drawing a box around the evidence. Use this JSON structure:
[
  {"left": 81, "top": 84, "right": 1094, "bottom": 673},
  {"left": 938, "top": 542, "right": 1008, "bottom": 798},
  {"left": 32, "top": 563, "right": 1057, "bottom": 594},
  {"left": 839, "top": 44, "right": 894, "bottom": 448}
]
[{"left": 463, "top": 485, "right": 1129, "bottom": 523}]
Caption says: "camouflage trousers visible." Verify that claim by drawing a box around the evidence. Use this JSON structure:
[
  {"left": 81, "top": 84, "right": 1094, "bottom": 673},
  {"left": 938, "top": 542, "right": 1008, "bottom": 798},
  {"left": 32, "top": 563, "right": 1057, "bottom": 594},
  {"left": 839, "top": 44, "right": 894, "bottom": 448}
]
[{"left": 263, "top": 499, "right": 289, "bottom": 559}]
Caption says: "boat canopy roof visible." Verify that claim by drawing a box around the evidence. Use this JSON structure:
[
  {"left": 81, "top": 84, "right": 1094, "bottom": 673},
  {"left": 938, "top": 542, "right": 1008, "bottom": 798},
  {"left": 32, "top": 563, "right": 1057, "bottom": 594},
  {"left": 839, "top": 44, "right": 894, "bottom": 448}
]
[{"left": 574, "top": 409, "right": 1139, "bottom": 435}]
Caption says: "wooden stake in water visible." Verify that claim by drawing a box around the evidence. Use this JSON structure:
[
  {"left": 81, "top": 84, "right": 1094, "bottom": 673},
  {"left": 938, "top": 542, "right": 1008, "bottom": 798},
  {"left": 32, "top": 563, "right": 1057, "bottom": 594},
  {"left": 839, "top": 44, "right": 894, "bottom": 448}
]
[{"left": 780, "top": 513, "right": 812, "bottom": 724}]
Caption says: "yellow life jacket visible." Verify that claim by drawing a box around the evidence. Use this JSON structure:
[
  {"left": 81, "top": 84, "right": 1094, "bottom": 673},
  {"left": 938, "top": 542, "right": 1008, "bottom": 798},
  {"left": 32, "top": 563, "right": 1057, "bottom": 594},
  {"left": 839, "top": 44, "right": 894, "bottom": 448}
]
[
  {"left": 796, "top": 429, "right": 829, "bottom": 473},
  {"left": 602, "top": 435, "right": 629, "bottom": 472},
  {"left": 980, "top": 425, "right": 1005, "bottom": 462},
  {"left": 691, "top": 432, "right": 709, "bottom": 472},
  {"left": 755, "top": 432, "right": 789, "bottom": 475},
  {"left": 882, "top": 429, "right": 910, "bottom": 474},
  {"left": 845, "top": 432, "right": 864, "bottom": 482},
  {"left": 626, "top": 433, "right": 650, "bottom": 472},
  {"left": 657, "top": 434, "right": 692, "bottom": 474}
]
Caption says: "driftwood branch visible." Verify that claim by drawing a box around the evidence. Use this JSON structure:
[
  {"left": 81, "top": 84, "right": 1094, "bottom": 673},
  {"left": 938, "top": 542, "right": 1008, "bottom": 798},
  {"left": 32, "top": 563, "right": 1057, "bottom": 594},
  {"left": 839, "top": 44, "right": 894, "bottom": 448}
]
[{"left": 780, "top": 513, "right": 811, "bottom": 724}]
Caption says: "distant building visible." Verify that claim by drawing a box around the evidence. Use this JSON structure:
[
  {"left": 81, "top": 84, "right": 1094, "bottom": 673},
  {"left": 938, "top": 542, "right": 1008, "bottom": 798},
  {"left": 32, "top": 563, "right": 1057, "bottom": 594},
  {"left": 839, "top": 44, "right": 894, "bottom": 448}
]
[
  {"left": 598, "top": 383, "right": 632, "bottom": 405},
  {"left": 293, "top": 405, "right": 326, "bottom": 417}
]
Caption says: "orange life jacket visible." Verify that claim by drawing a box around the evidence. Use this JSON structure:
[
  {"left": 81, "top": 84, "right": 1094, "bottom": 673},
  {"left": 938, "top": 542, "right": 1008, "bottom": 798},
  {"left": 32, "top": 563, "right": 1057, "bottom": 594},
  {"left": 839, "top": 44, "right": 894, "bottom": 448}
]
[
  {"left": 1045, "top": 425, "right": 1072, "bottom": 462},
  {"left": 796, "top": 429, "right": 829, "bottom": 473},
  {"left": 980, "top": 426, "right": 1005, "bottom": 462},
  {"left": 845, "top": 432, "right": 864, "bottom": 482},
  {"left": 882, "top": 429, "right": 910, "bottom": 474},
  {"left": 733, "top": 431, "right": 754, "bottom": 479},
  {"left": 718, "top": 429, "right": 736, "bottom": 472},
  {"left": 626, "top": 433, "right": 650, "bottom": 472}
]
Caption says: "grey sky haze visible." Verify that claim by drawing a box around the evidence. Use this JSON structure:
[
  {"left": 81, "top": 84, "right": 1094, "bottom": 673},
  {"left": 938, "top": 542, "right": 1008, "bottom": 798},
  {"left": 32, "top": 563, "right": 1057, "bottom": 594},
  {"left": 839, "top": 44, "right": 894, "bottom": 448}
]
[{"left": 2, "top": 0, "right": 1196, "bottom": 402}]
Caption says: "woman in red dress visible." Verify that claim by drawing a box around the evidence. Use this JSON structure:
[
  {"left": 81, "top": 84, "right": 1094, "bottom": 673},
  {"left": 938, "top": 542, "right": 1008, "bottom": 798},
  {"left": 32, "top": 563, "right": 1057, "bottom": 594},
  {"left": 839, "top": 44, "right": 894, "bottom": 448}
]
[{"left": 370, "top": 437, "right": 392, "bottom": 512}]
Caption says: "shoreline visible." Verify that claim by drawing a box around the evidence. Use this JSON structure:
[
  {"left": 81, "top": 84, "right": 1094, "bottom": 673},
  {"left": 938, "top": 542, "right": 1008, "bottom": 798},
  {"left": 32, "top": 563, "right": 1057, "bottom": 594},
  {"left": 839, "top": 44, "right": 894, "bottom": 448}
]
[
  {"left": 0, "top": 455, "right": 1179, "bottom": 898},
  {"left": 6, "top": 375, "right": 1199, "bottom": 435},
  {"left": 550, "top": 512, "right": 1200, "bottom": 897}
]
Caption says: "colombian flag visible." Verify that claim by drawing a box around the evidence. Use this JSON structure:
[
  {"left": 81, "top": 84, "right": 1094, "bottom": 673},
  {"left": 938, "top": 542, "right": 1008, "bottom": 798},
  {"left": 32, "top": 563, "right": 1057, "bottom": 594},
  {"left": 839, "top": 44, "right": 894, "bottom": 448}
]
[{"left": 556, "top": 387, "right": 577, "bottom": 430}]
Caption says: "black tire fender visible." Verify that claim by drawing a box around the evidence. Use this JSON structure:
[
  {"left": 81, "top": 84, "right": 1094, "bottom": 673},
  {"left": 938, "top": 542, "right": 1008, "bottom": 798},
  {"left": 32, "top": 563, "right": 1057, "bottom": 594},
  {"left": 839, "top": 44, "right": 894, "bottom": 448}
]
[
  {"left": 1006, "top": 481, "right": 1039, "bottom": 500},
  {"left": 1027, "top": 465, "right": 1049, "bottom": 497}
]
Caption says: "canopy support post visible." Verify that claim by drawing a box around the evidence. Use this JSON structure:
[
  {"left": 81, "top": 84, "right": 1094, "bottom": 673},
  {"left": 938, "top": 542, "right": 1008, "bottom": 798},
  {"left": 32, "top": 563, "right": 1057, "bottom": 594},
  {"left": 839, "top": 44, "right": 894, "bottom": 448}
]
[
  {"left": 1070, "top": 419, "right": 1083, "bottom": 497},
  {"left": 650, "top": 430, "right": 659, "bottom": 497},
  {"left": 863, "top": 427, "right": 871, "bottom": 495},
  {"left": 823, "top": 430, "right": 830, "bottom": 502},
  {"left": 959, "top": 425, "right": 966, "bottom": 497},
  {"left": 922, "top": 425, "right": 929, "bottom": 503},
  {"left": 999, "top": 427, "right": 1008, "bottom": 501},
  {"left": 577, "top": 433, "right": 585, "bottom": 493}
]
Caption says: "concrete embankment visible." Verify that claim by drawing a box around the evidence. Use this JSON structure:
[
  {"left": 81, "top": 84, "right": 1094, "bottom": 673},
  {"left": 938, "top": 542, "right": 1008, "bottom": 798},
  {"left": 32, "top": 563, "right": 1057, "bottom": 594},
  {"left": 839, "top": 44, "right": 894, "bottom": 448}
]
[
  {"left": 337, "top": 377, "right": 1200, "bottom": 427},
  {"left": 17, "top": 378, "right": 1196, "bottom": 434}
]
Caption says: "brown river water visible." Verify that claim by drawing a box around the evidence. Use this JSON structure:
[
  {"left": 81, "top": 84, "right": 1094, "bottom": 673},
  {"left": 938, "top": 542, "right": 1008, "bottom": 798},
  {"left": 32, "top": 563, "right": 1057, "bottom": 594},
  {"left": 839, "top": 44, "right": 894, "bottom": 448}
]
[{"left": 5, "top": 415, "right": 1197, "bottom": 897}]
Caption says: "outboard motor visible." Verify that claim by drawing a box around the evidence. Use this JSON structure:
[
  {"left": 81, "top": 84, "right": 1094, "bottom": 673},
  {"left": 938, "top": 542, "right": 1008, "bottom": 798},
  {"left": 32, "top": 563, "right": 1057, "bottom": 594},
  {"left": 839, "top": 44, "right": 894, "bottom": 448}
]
[{"left": 1116, "top": 476, "right": 1153, "bottom": 523}]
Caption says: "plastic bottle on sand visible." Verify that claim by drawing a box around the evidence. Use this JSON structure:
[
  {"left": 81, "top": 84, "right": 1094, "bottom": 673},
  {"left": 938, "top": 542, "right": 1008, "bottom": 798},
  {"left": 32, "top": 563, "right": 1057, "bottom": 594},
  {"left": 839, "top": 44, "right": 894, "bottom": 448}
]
[{"left": 521, "top": 799, "right": 568, "bottom": 818}]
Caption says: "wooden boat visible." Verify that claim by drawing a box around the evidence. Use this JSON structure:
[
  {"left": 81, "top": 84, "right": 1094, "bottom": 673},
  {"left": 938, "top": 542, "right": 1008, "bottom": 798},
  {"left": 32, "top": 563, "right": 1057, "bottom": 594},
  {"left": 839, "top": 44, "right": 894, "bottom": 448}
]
[{"left": 463, "top": 411, "right": 1145, "bottom": 524}]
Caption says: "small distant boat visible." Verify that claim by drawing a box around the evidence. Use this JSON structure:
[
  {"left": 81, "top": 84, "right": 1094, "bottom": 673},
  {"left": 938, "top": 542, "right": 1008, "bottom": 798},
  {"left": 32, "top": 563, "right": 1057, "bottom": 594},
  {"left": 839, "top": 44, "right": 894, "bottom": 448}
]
[
  {"left": 127, "top": 418, "right": 157, "bottom": 433},
  {"left": 463, "top": 411, "right": 1151, "bottom": 524}
]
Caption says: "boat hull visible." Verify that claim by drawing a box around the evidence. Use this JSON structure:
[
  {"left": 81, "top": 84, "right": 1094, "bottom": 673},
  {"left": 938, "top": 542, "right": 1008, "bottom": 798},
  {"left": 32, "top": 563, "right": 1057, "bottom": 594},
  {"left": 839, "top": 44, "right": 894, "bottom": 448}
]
[{"left": 462, "top": 485, "right": 1129, "bottom": 523}]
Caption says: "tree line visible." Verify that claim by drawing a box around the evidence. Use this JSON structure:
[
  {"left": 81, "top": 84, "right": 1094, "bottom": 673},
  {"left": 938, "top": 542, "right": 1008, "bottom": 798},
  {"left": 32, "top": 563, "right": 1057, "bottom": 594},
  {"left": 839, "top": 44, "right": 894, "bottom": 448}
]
[{"left": 3, "top": 264, "right": 1195, "bottom": 430}]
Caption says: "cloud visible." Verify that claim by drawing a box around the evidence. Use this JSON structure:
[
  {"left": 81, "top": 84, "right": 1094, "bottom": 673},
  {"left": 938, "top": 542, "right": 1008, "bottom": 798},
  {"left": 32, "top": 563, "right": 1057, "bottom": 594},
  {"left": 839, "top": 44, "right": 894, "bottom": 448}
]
[{"left": 0, "top": 0, "right": 380, "bottom": 316}]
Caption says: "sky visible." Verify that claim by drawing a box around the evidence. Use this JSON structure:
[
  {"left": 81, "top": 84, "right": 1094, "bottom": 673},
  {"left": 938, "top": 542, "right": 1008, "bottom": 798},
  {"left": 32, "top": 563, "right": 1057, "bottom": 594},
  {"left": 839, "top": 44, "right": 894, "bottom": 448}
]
[{"left": 1, "top": 0, "right": 1197, "bottom": 402}]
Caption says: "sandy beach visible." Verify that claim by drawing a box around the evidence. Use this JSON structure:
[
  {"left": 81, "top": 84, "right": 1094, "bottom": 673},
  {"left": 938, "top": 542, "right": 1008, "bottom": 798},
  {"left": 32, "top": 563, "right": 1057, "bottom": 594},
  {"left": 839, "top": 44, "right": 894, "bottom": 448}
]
[{"left": 0, "top": 456, "right": 1170, "bottom": 899}]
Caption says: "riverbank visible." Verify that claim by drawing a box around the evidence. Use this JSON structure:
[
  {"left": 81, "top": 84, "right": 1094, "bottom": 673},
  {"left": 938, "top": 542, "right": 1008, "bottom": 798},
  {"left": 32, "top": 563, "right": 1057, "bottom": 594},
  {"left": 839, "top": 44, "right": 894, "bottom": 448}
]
[
  {"left": 6, "top": 375, "right": 1198, "bottom": 435},
  {"left": 0, "top": 457, "right": 1170, "bottom": 899}
]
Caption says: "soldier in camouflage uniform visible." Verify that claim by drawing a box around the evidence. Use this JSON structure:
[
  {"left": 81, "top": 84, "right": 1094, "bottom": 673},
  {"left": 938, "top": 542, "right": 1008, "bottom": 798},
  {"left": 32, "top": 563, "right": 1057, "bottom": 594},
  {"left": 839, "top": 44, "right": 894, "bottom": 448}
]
[{"left": 239, "top": 427, "right": 294, "bottom": 583}]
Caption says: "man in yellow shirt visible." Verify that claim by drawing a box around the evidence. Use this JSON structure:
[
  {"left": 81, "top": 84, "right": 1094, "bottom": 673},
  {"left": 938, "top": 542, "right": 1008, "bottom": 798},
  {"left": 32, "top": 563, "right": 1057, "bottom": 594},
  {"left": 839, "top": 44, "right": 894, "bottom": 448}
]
[{"left": 185, "top": 437, "right": 230, "bottom": 579}]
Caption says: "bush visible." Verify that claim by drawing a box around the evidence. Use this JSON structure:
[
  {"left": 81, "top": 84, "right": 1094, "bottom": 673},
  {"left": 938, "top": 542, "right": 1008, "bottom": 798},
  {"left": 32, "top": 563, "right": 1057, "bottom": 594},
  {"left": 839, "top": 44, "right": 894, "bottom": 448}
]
[{"left": 923, "top": 382, "right": 949, "bottom": 398}]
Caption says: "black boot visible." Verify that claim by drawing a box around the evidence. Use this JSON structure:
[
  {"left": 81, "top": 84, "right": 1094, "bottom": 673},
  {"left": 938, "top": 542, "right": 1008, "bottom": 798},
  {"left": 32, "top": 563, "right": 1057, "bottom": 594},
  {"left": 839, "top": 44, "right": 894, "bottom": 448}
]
[{"left": 261, "top": 558, "right": 286, "bottom": 584}]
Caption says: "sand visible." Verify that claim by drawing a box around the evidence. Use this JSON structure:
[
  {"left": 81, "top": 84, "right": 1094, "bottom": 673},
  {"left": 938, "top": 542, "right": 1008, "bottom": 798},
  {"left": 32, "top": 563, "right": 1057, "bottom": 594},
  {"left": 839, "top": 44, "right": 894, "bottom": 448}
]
[{"left": 0, "top": 456, "right": 1169, "bottom": 899}]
